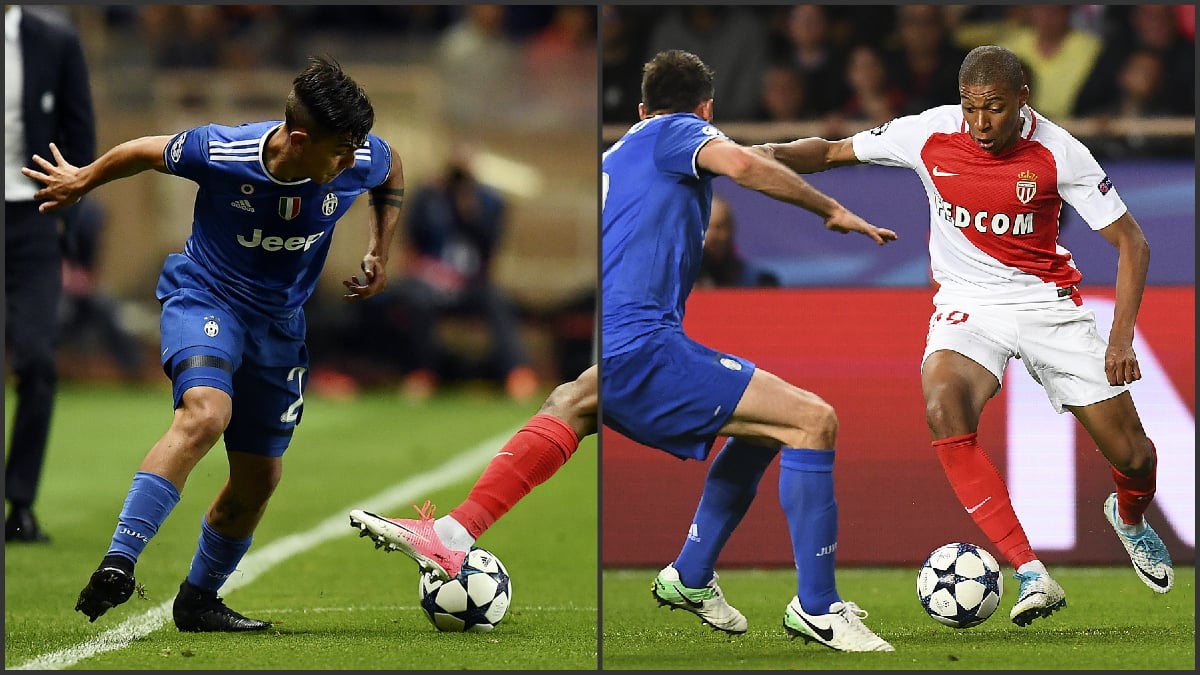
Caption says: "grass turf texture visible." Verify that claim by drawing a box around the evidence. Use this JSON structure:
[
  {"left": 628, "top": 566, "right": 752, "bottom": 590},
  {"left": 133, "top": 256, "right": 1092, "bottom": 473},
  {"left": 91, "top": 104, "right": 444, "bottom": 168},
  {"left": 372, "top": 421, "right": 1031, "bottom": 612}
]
[
  {"left": 5, "top": 382, "right": 598, "bottom": 670},
  {"left": 601, "top": 566, "right": 1195, "bottom": 669}
]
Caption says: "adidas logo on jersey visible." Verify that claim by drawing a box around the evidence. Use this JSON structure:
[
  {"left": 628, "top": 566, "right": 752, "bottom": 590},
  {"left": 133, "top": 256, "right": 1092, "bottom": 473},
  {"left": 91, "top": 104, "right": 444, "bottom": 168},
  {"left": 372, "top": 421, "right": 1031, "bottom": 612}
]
[{"left": 231, "top": 199, "right": 255, "bottom": 213}]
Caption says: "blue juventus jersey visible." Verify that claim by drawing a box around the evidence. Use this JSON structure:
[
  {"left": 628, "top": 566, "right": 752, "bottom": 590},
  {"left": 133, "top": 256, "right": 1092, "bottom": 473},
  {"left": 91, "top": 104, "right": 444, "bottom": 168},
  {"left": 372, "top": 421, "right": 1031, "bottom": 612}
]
[
  {"left": 160, "top": 121, "right": 391, "bottom": 316},
  {"left": 601, "top": 113, "right": 725, "bottom": 357}
]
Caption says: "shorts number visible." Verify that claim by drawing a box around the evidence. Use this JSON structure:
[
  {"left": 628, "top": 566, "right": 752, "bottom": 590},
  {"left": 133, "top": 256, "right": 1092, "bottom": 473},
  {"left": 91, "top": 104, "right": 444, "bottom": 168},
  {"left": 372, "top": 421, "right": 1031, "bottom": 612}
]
[{"left": 280, "top": 366, "right": 307, "bottom": 424}]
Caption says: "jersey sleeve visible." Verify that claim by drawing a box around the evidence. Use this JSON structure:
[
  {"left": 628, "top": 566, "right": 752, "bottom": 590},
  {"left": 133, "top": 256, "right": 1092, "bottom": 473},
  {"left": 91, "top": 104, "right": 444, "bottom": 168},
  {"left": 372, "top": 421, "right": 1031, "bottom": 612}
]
[
  {"left": 655, "top": 117, "right": 725, "bottom": 179},
  {"left": 162, "top": 124, "right": 211, "bottom": 183},
  {"left": 364, "top": 134, "right": 392, "bottom": 189},
  {"left": 851, "top": 110, "right": 940, "bottom": 170},
  {"left": 1054, "top": 136, "right": 1127, "bottom": 231}
]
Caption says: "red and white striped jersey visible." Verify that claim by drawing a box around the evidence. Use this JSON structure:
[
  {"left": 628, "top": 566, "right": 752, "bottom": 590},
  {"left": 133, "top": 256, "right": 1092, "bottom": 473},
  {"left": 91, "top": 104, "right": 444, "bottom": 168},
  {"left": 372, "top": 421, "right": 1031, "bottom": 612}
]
[{"left": 851, "top": 105, "right": 1127, "bottom": 305}]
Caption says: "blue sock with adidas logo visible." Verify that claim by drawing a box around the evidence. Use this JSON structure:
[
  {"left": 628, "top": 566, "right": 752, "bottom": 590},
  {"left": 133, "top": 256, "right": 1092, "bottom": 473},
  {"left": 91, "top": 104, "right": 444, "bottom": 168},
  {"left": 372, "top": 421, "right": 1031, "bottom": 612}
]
[{"left": 674, "top": 438, "right": 778, "bottom": 588}]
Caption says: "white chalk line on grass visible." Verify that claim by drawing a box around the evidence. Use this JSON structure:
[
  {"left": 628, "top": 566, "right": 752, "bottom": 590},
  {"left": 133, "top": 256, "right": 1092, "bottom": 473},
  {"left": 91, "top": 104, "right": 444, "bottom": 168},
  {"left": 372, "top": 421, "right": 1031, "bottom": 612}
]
[
  {"left": 257, "top": 605, "right": 592, "bottom": 614},
  {"left": 13, "top": 427, "right": 517, "bottom": 671}
]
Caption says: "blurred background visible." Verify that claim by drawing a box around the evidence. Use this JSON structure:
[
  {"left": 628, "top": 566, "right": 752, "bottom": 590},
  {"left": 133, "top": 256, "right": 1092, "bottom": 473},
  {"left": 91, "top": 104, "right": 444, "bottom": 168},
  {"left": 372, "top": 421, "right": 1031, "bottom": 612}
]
[
  {"left": 601, "top": 5, "right": 1194, "bottom": 568},
  {"left": 30, "top": 4, "right": 597, "bottom": 399},
  {"left": 602, "top": 4, "right": 1193, "bottom": 288}
]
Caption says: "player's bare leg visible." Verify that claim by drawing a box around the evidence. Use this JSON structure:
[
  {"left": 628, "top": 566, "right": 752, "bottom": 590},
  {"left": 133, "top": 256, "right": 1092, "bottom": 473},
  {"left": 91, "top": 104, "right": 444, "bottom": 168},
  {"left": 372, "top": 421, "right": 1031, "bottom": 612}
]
[
  {"left": 1070, "top": 394, "right": 1173, "bottom": 592},
  {"left": 922, "top": 350, "right": 1065, "bottom": 625}
]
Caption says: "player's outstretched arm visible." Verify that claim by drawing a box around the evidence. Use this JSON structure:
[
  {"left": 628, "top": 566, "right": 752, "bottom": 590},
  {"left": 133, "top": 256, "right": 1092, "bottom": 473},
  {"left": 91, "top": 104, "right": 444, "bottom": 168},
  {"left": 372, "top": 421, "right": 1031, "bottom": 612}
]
[
  {"left": 754, "top": 137, "right": 862, "bottom": 175},
  {"left": 698, "top": 137, "right": 896, "bottom": 245},
  {"left": 344, "top": 141, "right": 405, "bottom": 300},
  {"left": 21, "top": 136, "right": 171, "bottom": 213}
]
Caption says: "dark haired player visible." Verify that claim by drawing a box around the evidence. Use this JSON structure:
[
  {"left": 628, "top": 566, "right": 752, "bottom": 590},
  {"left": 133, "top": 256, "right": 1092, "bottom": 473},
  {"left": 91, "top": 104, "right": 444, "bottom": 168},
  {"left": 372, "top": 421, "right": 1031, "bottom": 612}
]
[
  {"left": 760, "top": 45, "right": 1172, "bottom": 626},
  {"left": 601, "top": 49, "right": 897, "bottom": 652},
  {"left": 24, "top": 55, "right": 405, "bottom": 631}
]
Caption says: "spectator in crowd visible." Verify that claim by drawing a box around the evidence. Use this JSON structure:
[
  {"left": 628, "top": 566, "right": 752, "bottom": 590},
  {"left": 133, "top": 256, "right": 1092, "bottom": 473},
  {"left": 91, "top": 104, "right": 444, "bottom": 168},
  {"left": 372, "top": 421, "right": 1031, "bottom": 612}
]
[
  {"left": 885, "top": 5, "right": 968, "bottom": 116},
  {"left": 138, "top": 6, "right": 298, "bottom": 70},
  {"left": 1086, "top": 49, "right": 1184, "bottom": 159},
  {"left": 58, "top": 199, "right": 145, "bottom": 380},
  {"left": 824, "top": 6, "right": 898, "bottom": 54},
  {"left": 770, "top": 4, "right": 850, "bottom": 116},
  {"left": 697, "top": 195, "right": 779, "bottom": 289},
  {"left": 945, "top": 6, "right": 1028, "bottom": 52},
  {"left": 835, "top": 44, "right": 906, "bottom": 128},
  {"left": 602, "top": 5, "right": 653, "bottom": 126},
  {"left": 138, "top": 5, "right": 224, "bottom": 67},
  {"left": 645, "top": 6, "right": 768, "bottom": 121},
  {"left": 361, "top": 148, "right": 538, "bottom": 402},
  {"left": 1074, "top": 4, "right": 1194, "bottom": 118},
  {"left": 997, "top": 5, "right": 1103, "bottom": 120},
  {"left": 435, "top": 5, "right": 522, "bottom": 127},
  {"left": 755, "top": 61, "right": 814, "bottom": 122},
  {"left": 524, "top": 4, "right": 596, "bottom": 126},
  {"left": 697, "top": 195, "right": 743, "bottom": 289},
  {"left": 526, "top": 5, "right": 593, "bottom": 76}
]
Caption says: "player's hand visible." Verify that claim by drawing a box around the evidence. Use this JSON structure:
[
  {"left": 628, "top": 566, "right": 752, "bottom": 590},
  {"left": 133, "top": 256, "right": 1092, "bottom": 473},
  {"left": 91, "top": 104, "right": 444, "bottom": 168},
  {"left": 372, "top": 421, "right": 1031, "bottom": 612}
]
[
  {"left": 21, "top": 143, "right": 85, "bottom": 213},
  {"left": 1104, "top": 342, "right": 1142, "bottom": 386},
  {"left": 343, "top": 254, "right": 387, "bottom": 300},
  {"left": 824, "top": 206, "right": 898, "bottom": 245}
]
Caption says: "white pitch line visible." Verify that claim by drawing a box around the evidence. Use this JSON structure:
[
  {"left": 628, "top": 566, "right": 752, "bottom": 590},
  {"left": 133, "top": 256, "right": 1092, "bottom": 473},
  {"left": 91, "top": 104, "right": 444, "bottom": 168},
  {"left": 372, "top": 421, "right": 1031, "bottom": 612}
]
[{"left": 13, "top": 427, "right": 517, "bottom": 671}]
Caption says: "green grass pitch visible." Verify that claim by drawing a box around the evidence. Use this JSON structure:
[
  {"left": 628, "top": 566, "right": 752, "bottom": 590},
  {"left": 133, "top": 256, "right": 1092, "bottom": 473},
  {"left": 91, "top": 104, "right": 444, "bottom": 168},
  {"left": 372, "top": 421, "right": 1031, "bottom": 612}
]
[
  {"left": 5, "top": 384, "right": 1194, "bottom": 670},
  {"left": 601, "top": 566, "right": 1194, "bottom": 670},
  {"left": 5, "top": 382, "right": 598, "bottom": 670}
]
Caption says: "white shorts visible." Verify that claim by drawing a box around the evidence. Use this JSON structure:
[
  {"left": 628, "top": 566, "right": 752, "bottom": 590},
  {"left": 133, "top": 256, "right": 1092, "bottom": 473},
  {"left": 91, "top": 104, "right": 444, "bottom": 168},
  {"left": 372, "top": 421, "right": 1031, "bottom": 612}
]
[{"left": 921, "top": 299, "right": 1129, "bottom": 413}]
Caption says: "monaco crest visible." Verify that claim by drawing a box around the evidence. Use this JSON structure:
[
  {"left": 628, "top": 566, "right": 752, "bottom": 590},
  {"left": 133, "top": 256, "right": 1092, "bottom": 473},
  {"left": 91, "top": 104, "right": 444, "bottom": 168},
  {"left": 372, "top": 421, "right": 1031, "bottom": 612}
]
[{"left": 1015, "top": 169, "right": 1037, "bottom": 204}]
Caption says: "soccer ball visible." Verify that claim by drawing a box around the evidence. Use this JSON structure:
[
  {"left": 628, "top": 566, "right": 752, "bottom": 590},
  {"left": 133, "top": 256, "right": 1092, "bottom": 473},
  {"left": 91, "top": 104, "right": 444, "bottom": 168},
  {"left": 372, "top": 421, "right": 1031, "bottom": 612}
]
[
  {"left": 917, "top": 542, "right": 1002, "bottom": 628},
  {"left": 418, "top": 546, "right": 512, "bottom": 632}
]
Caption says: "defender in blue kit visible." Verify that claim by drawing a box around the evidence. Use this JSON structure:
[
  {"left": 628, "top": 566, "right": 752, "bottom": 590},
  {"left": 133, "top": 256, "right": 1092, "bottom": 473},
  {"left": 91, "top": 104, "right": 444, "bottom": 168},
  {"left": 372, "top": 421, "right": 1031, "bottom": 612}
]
[{"left": 601, "top": 50, "right": 898, "bottom": 652}]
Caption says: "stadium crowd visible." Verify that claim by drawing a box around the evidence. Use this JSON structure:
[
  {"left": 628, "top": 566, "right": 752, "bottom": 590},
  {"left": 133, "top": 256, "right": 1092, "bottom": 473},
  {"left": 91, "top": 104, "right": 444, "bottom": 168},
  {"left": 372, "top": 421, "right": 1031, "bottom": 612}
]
[{"left": 602, "top": 4, "right": 1194, "bottom": 158}]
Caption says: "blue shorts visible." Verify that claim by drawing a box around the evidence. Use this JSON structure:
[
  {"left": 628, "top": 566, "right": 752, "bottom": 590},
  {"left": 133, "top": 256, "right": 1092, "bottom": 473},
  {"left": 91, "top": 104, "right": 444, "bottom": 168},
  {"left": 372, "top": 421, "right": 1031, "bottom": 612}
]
[
  {"left": 601, "top": 330, "right": 755, "bottom": 460},
  {"left": 158, "top": 287, "right": 308, "bottom": 457}
]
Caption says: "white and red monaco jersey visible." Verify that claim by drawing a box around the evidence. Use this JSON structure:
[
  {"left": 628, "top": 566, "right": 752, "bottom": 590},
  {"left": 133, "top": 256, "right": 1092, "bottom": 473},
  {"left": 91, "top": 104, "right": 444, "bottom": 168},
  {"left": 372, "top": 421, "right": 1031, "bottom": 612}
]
[{"left": 851, "top": 104, "right": 1128, "bottom": 306}]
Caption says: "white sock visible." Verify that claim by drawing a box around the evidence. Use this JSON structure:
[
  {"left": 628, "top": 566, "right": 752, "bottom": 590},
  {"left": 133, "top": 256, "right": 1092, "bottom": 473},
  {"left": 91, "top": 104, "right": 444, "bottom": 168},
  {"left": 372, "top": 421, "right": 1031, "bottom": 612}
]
[
  {"left": 1115, "top": 517, "right": 1147, "bottom": 535},
  {"left": 1016, "top": 560, "right": 1048, "bottom": 576},
  {"left": 434, "top": 515, "right": 475, "bottom": 552}
]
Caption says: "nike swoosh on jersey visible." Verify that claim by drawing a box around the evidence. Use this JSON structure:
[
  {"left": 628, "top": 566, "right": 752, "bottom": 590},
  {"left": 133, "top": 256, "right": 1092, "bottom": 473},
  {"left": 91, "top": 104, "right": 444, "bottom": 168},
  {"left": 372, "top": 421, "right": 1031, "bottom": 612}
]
[{"left": 932, "top": 166, "right": 959, "bottom": 176}]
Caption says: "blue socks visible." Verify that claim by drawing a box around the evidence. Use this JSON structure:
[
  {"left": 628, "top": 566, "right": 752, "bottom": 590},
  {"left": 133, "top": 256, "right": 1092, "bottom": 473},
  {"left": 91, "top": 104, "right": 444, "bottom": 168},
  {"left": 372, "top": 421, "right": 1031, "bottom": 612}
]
[
  {"left": 674, "top": 438, "right": 779, "bottom": 588},
  {"left": 779, "top": 447, "right": 841, "bottom": 615},
  {"left": 104, "top": 470, "right": 251, "bottom": 594},
  {"left": 107, "top": 471, "right": 181, "bottom": 564},
  {"left": 186, "top": 517, "right": 252, "bottom": 592}
]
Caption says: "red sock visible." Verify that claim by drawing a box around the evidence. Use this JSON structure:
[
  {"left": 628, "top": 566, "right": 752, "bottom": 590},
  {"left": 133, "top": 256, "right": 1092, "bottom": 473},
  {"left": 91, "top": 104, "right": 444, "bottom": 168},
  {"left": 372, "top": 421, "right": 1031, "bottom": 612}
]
[
  {"left": 934, "top": 433, "right": 1036, "bottom": 569},
  {"left": 1111, "top": 438, "right": 1157, "bottom": 526},
  {"left": 449, "top": 414, "right": 580, "bottom": 538}
]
